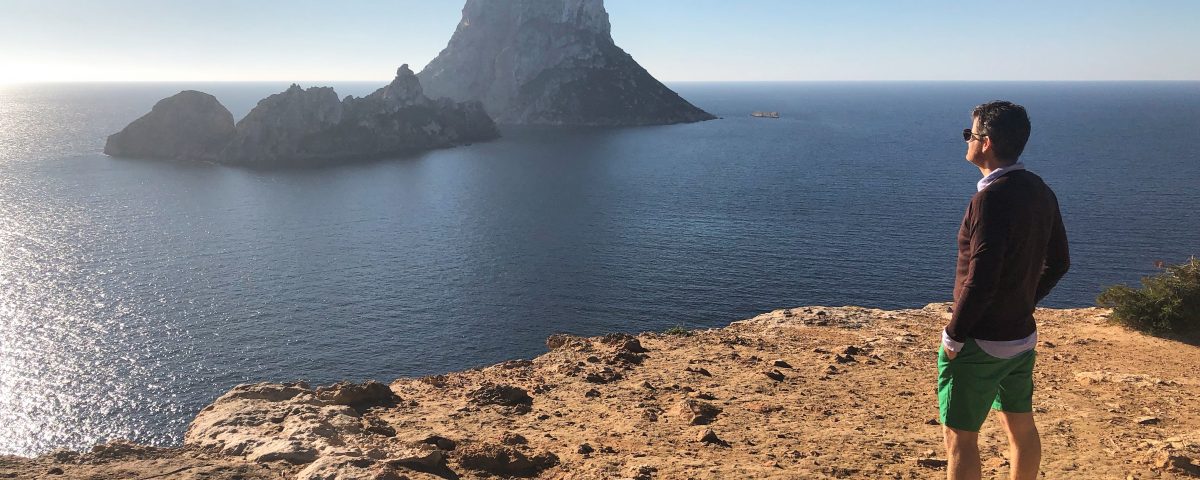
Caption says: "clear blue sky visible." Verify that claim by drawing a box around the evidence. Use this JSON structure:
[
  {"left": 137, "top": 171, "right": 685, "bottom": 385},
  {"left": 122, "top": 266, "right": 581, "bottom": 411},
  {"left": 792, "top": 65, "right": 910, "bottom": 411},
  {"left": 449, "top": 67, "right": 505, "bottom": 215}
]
[{"left": 1, "top": 0, "right": 1197, "bottom": 82}]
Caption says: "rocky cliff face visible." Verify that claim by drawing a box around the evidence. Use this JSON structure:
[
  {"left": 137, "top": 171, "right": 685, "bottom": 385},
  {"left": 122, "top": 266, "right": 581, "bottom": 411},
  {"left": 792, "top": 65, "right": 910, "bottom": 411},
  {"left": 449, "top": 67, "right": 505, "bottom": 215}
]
[
  {"left": 418, "top": 0, "right": 716, "bottom": 126},
  {"left": 220, "top": 85, "right": 344, "bottom": 164},
  {"left": 103, "top": 90, "right": 235, "bottom": 161},
  {"left": 104, "top": 66, "right": 499, "bottom": 166}
]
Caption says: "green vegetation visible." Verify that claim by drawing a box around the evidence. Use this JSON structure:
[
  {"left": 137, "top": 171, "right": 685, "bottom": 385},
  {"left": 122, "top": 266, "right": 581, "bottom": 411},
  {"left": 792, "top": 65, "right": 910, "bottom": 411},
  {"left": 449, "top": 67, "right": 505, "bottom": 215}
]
[
  {"left": 1097, "top": 257, "right": 1200, "bottom": 339},
  {"left": 663, "top": 326, "right": 693, "bottom": 337}
]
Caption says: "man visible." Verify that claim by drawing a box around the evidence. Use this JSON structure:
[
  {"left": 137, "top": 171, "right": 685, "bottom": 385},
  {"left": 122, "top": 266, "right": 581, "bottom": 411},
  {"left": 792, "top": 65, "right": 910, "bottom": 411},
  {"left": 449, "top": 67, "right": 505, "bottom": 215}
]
[{"left": 939, "top": 101, "right": 1070, "bottom": 480}]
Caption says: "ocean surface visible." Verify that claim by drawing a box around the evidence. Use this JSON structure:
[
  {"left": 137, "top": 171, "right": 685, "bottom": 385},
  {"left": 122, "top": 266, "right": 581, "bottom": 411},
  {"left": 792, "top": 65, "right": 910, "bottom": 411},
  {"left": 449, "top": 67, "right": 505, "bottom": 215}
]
[{"left": 0, "top": 81, "right": 1197, "bottom": 456}]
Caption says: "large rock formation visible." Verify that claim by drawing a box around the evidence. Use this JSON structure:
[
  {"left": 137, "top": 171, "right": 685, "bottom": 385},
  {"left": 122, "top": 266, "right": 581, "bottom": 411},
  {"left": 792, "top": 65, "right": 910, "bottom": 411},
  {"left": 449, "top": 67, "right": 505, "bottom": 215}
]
[
  {"left": 104, "top": 90, "right": 235, "bottom": 161},
  {"left": 219, "top": 85, "right": 344, "bottom": 164},
  {"left": 104, "top": 66, "right": 499, "bottom": 166},
  {"left": 418, "top": 0, "right": 715, "bottom": 126}
]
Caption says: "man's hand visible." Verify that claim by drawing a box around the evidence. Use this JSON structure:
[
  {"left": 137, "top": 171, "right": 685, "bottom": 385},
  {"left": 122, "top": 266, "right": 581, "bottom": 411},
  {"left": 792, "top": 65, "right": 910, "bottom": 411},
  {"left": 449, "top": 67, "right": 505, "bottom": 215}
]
[{"left": 941, "top": 329, "right": 963, "bottom": 360}]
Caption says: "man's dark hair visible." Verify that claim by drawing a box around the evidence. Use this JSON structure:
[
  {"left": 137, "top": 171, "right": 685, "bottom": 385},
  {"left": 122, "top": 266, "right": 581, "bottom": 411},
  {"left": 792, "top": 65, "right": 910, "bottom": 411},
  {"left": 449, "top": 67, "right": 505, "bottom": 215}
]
[{"left": 972, "top": 101, "right": 1031, "bottom": 162}]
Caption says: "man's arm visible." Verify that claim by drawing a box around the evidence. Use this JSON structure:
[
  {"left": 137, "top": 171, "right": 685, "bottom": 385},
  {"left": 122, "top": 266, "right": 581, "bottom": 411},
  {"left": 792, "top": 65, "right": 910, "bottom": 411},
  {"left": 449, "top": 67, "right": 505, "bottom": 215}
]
[
  {"left": 946, "top": 192, "right": 1009, "bottom": 344},
  {"left": 1035, "top": 203, "right": 1069, "bottom": 303}
]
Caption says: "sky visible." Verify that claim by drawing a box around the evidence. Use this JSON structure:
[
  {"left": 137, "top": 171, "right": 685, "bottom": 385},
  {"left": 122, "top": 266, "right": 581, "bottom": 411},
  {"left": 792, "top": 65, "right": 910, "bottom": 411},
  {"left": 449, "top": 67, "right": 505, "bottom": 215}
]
[{"left": 0, "top": 0, "right": 1197, "bottom": 83}]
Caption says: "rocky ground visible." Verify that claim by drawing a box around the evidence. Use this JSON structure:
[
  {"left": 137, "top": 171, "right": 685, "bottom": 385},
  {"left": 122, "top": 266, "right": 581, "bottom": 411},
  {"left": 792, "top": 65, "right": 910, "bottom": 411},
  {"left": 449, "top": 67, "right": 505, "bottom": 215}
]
[{"left": 2, "top": 304, "right": 1198, "bottom": 479}]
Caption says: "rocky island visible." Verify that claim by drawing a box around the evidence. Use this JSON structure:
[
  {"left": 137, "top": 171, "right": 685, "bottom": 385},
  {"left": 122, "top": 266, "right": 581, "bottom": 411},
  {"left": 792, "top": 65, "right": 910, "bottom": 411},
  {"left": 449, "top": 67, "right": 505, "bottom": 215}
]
[
  {"left": 103, "top": 65, "right": 499, "bottom": 165},
  {"left": 2, "top": 304, "right": 1198, "bottom": 479},
  {"left": 417, "top": 0, "right": 716, "bottom": 126}
]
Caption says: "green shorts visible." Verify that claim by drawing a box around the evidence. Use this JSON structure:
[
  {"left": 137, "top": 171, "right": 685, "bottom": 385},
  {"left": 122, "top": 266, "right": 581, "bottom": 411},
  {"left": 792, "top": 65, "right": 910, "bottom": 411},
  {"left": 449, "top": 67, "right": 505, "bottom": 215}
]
[{"left": 937, "top": 338, "right": 1036, "bottom": 432}]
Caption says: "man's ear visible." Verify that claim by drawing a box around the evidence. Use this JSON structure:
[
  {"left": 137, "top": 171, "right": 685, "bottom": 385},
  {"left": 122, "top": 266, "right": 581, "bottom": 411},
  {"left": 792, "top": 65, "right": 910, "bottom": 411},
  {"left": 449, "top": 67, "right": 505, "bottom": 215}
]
[{"left": 980, "top": 136, "right": 993, "bottom": 154}]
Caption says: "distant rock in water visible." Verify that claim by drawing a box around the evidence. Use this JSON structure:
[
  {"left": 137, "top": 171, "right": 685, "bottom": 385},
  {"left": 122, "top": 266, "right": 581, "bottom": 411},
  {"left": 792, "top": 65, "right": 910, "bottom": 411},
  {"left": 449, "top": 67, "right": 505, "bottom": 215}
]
[
  {"left": 105, "top": 66, "right": 499, "bottom": 166},
  {"left": 104, "top": 90, "right": 235, "bottom": 161},
  {"left": 417, "top": 0, "right": 715, "bottom": 126}
]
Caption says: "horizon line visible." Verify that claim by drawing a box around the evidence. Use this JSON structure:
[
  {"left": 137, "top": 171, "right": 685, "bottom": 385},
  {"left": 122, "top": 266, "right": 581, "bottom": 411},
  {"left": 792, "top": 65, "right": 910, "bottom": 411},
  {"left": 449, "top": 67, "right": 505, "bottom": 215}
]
[{"left": 4, "top": 79, "right": 1199, "bottom": 86}]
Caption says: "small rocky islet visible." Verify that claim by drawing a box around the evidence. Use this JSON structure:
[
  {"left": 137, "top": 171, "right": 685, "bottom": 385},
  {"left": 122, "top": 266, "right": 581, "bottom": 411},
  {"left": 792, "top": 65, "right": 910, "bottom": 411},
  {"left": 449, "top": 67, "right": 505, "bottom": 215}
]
[
  {"left": 2, "top": 304, "right": 1198, "bottom": 479},
  {"left": 103, "top": 65, "right": 499, "bottom": 166}
]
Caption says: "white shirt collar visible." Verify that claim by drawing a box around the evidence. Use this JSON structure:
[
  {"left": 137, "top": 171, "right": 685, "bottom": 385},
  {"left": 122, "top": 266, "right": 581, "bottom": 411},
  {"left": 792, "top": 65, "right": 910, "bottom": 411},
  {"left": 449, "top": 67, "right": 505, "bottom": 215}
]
[{"left": 977, "top": 162, "right": 1025, "bottom": 192}]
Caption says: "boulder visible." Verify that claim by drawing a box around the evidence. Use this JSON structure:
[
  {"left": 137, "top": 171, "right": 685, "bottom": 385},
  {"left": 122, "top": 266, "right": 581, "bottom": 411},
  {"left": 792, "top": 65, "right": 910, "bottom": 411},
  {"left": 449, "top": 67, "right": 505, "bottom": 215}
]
[{"left": 314, "top": 381, "right": 398, "bottom": 408}]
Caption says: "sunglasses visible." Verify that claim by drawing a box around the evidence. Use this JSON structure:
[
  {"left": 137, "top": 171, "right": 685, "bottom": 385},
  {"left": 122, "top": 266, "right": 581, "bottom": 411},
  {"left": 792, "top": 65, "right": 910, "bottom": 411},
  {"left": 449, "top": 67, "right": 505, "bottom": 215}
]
[{"left": 962, "top": 129, "right": 988, "bottom": 142}]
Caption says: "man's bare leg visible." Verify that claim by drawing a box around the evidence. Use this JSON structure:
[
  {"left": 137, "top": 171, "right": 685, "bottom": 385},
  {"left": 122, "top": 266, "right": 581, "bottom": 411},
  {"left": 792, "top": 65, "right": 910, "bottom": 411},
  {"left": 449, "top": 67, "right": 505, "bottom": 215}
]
[
  {"left": 997, "top": 411, "right": 1041, "bottom": 480},
  {"left": 943, "top": 426, "right": 982, "bottom": 480}
]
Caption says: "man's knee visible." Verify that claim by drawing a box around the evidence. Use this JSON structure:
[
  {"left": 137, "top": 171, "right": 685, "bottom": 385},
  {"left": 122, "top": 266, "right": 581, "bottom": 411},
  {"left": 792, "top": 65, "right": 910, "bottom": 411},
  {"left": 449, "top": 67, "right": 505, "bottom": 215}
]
[
  {"left": 943, "top": 425, "right": 979, "bottom": 449},
  {"left": 998, "top": 411, "right": 1038, "bottom": 436}
]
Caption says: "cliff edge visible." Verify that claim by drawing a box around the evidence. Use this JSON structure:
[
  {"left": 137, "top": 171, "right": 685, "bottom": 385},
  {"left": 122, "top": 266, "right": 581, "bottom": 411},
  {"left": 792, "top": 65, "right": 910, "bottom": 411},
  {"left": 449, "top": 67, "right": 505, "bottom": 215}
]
[{"left": 3, "top": 304, "right": 1198, "bottom": 479}]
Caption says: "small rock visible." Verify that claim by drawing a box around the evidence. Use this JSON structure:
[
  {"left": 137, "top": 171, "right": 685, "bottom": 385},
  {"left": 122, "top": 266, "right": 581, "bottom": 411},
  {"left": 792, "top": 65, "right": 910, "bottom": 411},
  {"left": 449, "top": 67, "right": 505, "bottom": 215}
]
[
  {"left": 609, "top": 350, "right": 647, "bottom": 365},
  {"left": 842, "top": 345, "right": 866, "bottom": 355},
  {"left": 916, "top": 458, "right": 948, "bottom": 469},
  {"left": 685, "top": 366, "right": 712, "bottom": 377},
  {"left": 585, "top": 388, "right": 601, "bottom": 398},
  {"left": 545, "top": 333, "right": 581, "bottom": 350},
  {"left": 834, "top": 354, "right": 857, "bottom": 364},
  {"left": 421, "top": 435, "right": 457, "bottom": 451},
  {"left": 1154, "top": 451, "right": 1200, "bottom": 475},
  {"left": 468, "top": 383, "right": 533, "bottom": 413},
  {"left": 49, "top": 449, "right": 79, "bottom": 463},
  {"left": 641, "top": 381, "right": 657, "bottom": 390},
  {"left": 677, "top": 399, "right": 721, "bottom": 425},
  {"left": 578, "top": 443, "right": 595, "bottom": 455},
  {"left": 585, "top": 368, "right": 622, "bottom": 384},
  {"left": 1138, "top": 416, "right": 1161, "bottom": 425},
  {"left": 764, "top": 369, "right": 786, "bottom": 381},
  {"left": 629, "top": 465, "right": 657, "bottom": 480},
  {"left": 500, "top": 433, "right": 528, "bottom": 445},
  {"left": 697, "top": 429, "right": 730, "bottom": 447},
  {"left": 773, "top": 359, "right": 793, "bottom": 369},
  {"left": 46, "top": 467, "right": 64, "bottom": 475},
  {"left": 745, "top": 402, "right": 783, "bottom": 414},
  {"left": 364, "top": 417, "right": 397, "bottom": 437},
  {"left": 602, "top": 333, "right": 649, "bottom": 353}
]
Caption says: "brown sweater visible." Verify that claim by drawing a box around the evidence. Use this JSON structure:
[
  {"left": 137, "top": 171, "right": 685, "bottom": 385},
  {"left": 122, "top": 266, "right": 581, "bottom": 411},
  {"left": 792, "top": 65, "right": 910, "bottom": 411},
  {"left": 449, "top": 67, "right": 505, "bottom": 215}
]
[{"left": 948, "top": 169, "right": 1070, "bottom": 343}]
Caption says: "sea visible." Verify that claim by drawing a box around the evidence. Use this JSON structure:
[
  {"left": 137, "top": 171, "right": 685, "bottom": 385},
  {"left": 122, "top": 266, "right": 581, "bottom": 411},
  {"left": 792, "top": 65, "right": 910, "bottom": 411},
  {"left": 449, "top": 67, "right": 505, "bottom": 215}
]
[{"left": 0, "top": 81, "right": 1197, "bottom": 456}]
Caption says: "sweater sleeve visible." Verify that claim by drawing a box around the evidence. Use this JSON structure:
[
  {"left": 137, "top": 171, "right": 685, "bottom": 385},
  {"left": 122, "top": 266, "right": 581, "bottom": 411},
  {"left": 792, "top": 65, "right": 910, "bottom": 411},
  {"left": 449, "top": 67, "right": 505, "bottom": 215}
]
[
  {"left": 1035, "top": 199, "right": 1070, "bottom": 303},
  {"left": 946, "top": 192, "right": 1009, "bottom": 343}
]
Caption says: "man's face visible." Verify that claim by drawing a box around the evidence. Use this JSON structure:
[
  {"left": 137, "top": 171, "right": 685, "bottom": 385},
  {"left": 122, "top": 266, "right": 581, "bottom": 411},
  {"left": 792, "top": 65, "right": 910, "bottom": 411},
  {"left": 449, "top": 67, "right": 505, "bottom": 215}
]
[{"left": 964, "top": 117, "right": 987, "bottom": 167}]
